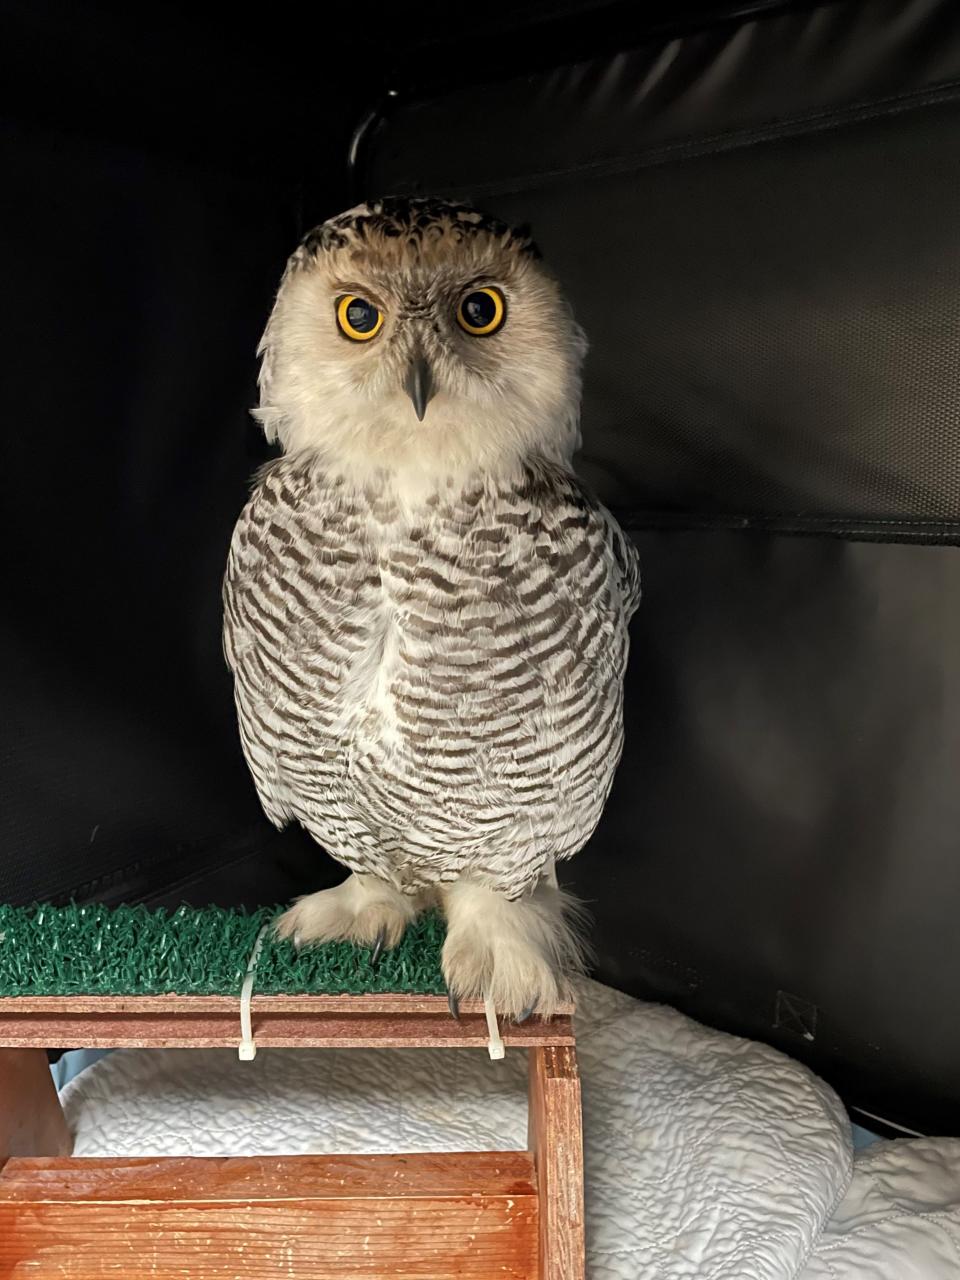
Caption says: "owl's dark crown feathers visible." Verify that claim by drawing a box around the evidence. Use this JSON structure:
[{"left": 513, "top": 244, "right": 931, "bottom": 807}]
[{"left": 299, "top": 196, "right": 540, "bottom": 261}]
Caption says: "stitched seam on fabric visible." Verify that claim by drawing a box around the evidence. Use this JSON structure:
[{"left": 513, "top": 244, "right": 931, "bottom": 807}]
[
  {"left": 617, "top": 1059, "right": 849, "bottom": 1254},
  {"left": 383, "top": 77, "right": 960, "bottom": 199},
  {"left": 792, "top": 1160, "right": 855, "bottom": 1277},
  {"left": 816, "top": 1206, "right": 960, "bottom": 1247},
  {"left": 613, "top": 513, "right": 960, "bottom": 529},
  {"left": 610, "top": 511, "right": 960, "bottom": 545},
  {"left": 611, "top": 512, "right": 960, "bottom": 527}
]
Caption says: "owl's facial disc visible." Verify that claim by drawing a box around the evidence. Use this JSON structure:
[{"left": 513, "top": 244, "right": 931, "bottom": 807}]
[
  {"left": 403, "top": 352, "right": 435, "bottom": 422},
  {"left": 257, "top": 198, "right": 587, "bottom": 481}
]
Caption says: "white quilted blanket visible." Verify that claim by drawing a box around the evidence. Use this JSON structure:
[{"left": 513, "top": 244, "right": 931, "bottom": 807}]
[{"left": 60, "top": 979, "right": 960, "bottom": 1278}]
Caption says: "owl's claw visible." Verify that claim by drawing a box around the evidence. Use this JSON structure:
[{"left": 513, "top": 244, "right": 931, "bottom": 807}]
[
  {"left": 515, "top": 1004, "right": 536, "bottom": 1025},
  {"left": 447, "top": 989, "right": 460, "bottom": 1021},
  {"left": 370, "top": 927, "right": 386, "bottom": 965}
]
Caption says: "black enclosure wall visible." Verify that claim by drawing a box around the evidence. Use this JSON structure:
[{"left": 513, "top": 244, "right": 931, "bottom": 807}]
[{"left": 2, "top": 0, "right": 959, "bottom": 1135}]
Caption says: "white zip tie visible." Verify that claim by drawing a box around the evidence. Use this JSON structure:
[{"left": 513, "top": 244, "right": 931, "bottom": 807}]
[
  {"left": 238, "top": 924, "right": 270, "bottom": 1061},
  {"left": 483, "top": 991, "right": 505, "bottom": 1060},
  {"left": 241, "top": 925, "right": 505, "bottom": 1060}
]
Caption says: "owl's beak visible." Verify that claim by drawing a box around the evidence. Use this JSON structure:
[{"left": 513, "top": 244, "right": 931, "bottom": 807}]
[{"left": 403, "top": 353, "right": 435, "bottom": 422}]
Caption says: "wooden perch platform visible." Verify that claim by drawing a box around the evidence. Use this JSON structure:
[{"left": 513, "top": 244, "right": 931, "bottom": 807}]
[
  {"left": 0, "top": 993, "right": 574, "bottom": 1050},
  {"left": 0, "top": 993, "right": 584, "bottom": 1279}
]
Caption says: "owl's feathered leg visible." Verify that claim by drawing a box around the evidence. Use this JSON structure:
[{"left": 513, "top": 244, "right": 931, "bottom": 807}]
[
  {"left": 439, "top": 876, "right": 587, "bottom": 1020},
  {"left": 275, "top": 873, "right": 424, "bottom": 951}
]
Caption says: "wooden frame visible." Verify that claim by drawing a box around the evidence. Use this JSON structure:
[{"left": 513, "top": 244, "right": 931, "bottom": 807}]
[
  {"left": 0, "top": 994, "right": 574, "bottom": 1049},
  {"left": 0, "top": 995, "right": 585, "bottom": 1280}
]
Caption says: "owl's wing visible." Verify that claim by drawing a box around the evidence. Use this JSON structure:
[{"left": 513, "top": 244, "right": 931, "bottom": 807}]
[
  {"left": 554, "top": 473, "right": 640, "bottom": 622},
  {"left": 595, "top": 498, "right": 641, "bottom": 621},
  {"left": 222, "top": 470, "right": 298, "bottom": 832}
]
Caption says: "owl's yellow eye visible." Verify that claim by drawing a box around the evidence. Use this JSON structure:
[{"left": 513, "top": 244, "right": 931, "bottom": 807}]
[
  {"left": 336, "top": 294, "right": 384, "bottom": 341},
  {"left": 457, "top": 286, "right": 505, "bottom": 336}
]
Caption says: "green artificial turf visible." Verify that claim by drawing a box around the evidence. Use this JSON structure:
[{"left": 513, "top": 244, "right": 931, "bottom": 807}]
[{"left": 0, "top": 903, "right": 446, "bottom": 997}]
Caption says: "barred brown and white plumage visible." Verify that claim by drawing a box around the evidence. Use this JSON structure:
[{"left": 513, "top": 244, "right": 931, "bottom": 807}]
[{"left": 223, "top": 197, "right": 640, "bottom": 1016}]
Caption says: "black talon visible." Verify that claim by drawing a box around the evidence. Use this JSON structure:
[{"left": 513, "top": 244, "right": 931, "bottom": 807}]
[
  {"left": 370, "top": 927, "right": 386, "bottom": 965},
  {"left": 515, "top": 1004, "right": 536, "bottom": 1025},
  {"left": 447, "top": 990, "right": 460, "bottom": 1021}
]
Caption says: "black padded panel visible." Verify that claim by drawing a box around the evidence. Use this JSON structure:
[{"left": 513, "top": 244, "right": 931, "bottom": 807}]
[
  {"left": 595, "top": 530, "right": 960, "bottom": 1134},
  {"left": 362, "top": 0, "right": 960, "bottom": 1132},
  {"left": 0, "top": 119, "right": 343, "bottom": 908},
  {"left": 366, "top": 0, "right": 960, "bottom": 534}
]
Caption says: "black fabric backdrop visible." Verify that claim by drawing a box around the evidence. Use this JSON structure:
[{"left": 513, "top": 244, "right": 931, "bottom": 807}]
[{"left": 2, "top": 0, "right": 958, "bottom": 1133}]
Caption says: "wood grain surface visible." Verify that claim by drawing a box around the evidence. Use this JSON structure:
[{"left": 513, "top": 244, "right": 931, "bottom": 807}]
[
  {"left": 0, "top": 995, "right": 574, "bottom": 1050},
  {"left": 0, "top": 1049, "right": 72, "bottom": 1161},
  {"left": 528, "top": 1046, "right": 585, "bottom": 1280},
  {"left": 0, "top": 1152, "right": 538, "bottom": 1278}
]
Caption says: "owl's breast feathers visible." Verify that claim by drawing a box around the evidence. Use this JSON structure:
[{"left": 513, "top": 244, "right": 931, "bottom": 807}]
[{"left": 223, "top": 454, "right": 639, "bottom": 892}]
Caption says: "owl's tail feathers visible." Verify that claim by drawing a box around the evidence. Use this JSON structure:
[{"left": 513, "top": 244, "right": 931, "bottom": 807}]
[{"left": 439, "top": 876, "right": 592, "bottom": 1020}]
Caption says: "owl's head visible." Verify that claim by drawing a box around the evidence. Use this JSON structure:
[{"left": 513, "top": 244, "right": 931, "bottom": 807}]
[{"left": 255, "top": 198, "right": 586, "bottom": 490}]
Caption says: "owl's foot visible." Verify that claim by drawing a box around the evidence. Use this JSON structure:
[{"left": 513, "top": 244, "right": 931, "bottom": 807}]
[
  {"left": 275, "top": 873, "right": 421, "bottom": 952},
  {"left": 439, "top": 878, "right": 587, "bottom": 1020}
]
